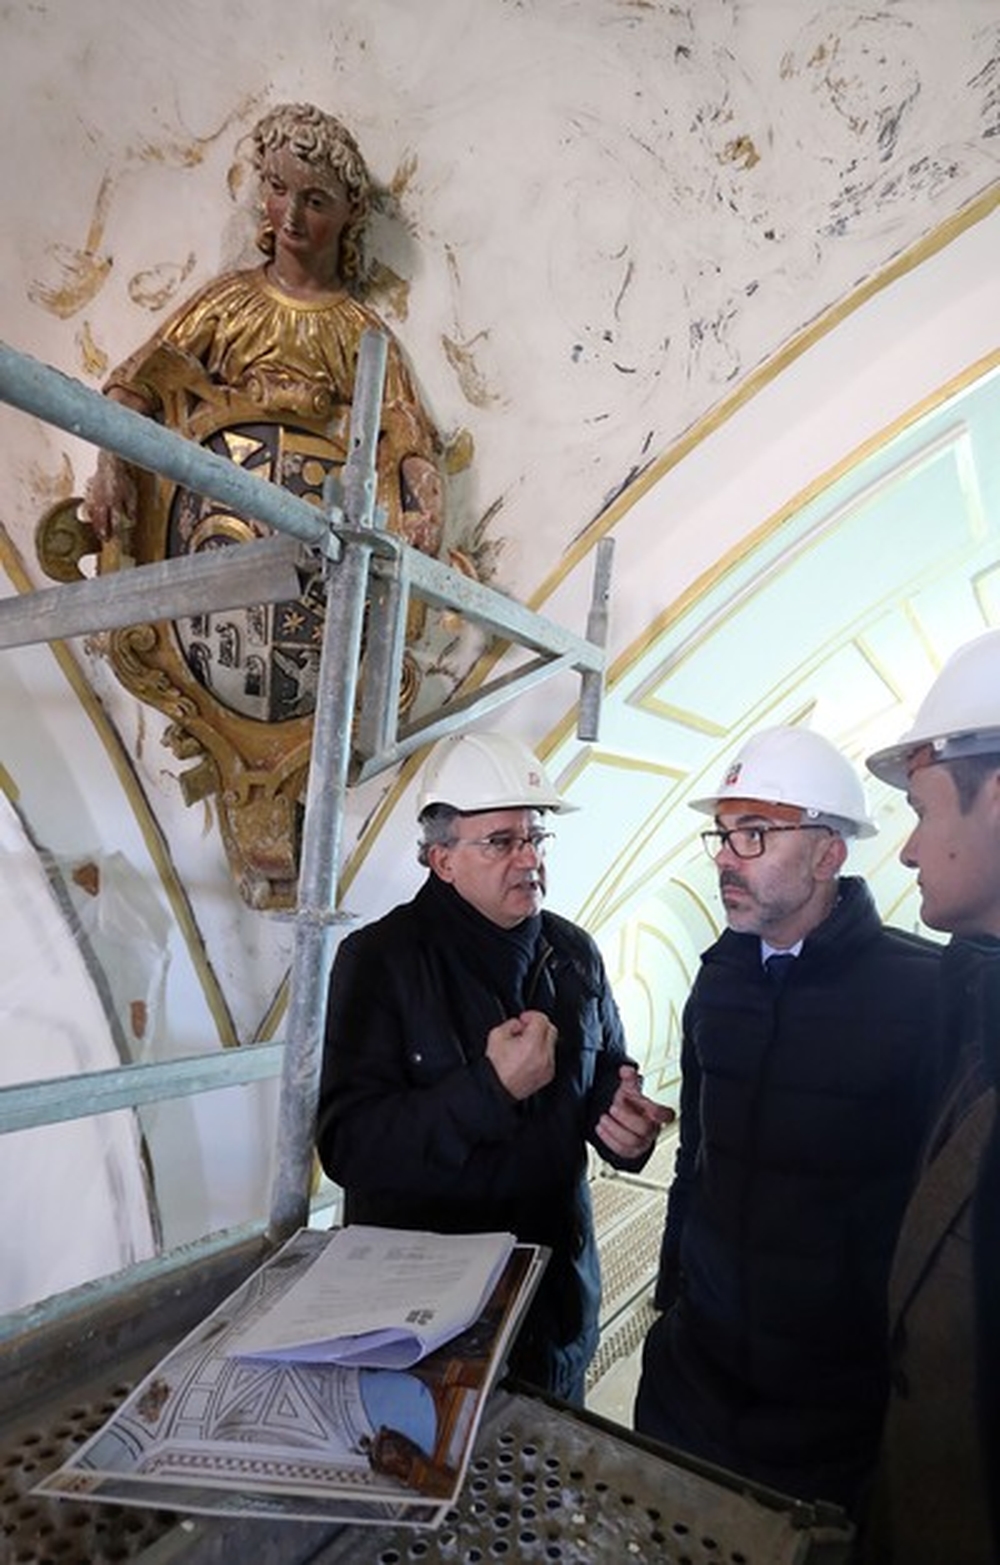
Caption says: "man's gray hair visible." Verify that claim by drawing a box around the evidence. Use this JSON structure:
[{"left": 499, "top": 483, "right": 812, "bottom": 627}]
[{"left": 417, "top": 803, "right": 461, "bottom": 867}]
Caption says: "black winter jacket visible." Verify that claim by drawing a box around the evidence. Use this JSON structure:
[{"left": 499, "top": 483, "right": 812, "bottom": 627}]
[
  {"left": 861, "top": 935, "right": 1000, "bottom": 1562},
  {"left": 316, "top": 875, "right": 649, "bottom": 1400},
  {"left": 639, "top": 877, "right": 947, "bottom": 1507}
]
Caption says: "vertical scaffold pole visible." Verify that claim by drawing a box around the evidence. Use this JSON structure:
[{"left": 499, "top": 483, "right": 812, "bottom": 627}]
[{"left": 267, "top": 329, "right": 388, "bottom": 1241}]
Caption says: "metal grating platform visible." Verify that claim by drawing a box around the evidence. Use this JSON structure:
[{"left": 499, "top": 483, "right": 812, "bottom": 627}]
[
  {"left": 0, "top": 1134, "right": 858, "bottom": 1565},
  {"left": 586, "top": 1134, "right": 676, "bottom": 1399},
  {"left": 1, "top": 1383, "right": 854, "bottom": 1564},
  {"left": 2, "top": 1396, "right": 177, "bottom": 1563},
  {"left": 587, "top": 1290, "right": 658, "bottom": 1396},
  {"left": 594, "top": 1189, "right": 665, "bottom": 1318},
  {"left": 303, "top": 1389, "right": 856, "bottom": 1564},
  {"left": 0, "top": 1236, "right": 267, "bottom": 1565}
]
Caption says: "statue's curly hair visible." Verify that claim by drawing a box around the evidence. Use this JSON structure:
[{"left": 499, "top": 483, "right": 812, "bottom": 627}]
[{"left": 251, "top": 102, "right": 371, "bottom": 287}]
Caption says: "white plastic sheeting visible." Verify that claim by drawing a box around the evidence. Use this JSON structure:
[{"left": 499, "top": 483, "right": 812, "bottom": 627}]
[{"left": 0, "top": 792, "right": 156, "bottom": 1312}]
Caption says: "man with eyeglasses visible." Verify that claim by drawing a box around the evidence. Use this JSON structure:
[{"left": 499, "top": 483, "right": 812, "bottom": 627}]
[
  {"left": 316, "top": 729, "right": 671, "bottom": 1404},
  {"left": 634, "top": 724, "right": 947, "bottom": 1522}
]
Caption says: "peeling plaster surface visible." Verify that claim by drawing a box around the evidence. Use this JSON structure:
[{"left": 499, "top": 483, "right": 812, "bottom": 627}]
[
  {"left": 5, "top": 4, "right": 997, "bottom": 590},
  {"left": 0, "top": 0, "right": 998, "bottom": 1268}
]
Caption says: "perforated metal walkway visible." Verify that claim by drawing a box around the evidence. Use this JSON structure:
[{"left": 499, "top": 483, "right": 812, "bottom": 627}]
[
  {"left": 1, "top": 1132, "right": 857, "bottom": 1563},
  {"left": 586, "top": 1132, "right": 676, "bottom": 1409}
]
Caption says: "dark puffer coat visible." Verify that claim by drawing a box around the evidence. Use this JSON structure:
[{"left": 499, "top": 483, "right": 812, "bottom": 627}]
[
  {"left": 635, "top": 876, "right": 947, "bottom": 1512},
  {"left": 316, "top": 875, "right": 651, "bottom": 1401}
]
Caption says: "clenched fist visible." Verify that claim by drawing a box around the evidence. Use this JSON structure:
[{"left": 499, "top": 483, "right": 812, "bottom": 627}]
[{"left": 486, "top": 1009, "right": 557, "bottom": 1100}]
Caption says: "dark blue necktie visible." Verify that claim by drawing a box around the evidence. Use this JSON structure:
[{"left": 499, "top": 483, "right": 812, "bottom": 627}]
[{"left": 765, "top": 953, "right": 796, "bottom": 987}]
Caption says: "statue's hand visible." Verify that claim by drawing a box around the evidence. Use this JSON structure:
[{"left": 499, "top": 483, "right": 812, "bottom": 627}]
[
  {"left": 399, "top": 454, "right": 443, "bottom": 556},
  {"left": 82, "top": 449, "right": 138, "bottom": 543},
  {"left": 399, "top": 508, "right": 442, "bottom": 555},
  {"left": 82, "top": 385, "right": 154, "bottom": 542}
]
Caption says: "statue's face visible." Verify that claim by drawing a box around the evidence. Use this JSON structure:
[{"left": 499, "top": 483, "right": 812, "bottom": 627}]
[{"left": 262, "top": 148, "right": 351, "bottom": 276}]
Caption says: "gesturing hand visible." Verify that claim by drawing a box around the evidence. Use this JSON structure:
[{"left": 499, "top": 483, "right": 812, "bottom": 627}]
[
  {"left": 486, "top": 1009, "right": 557, "bottom": 1101},
  {"left": 595, "top": 1064, "right": 674, "bottom": 1158}
]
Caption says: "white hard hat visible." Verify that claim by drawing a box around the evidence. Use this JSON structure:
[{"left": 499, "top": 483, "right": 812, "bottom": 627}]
[
  {"left": 417, "top": 731, "right": 576, "bottom": 816},
  {"left": 867, "top": 629, "right": 1000, "bottom": 788},
  {"left": 690, "top": 725, "right": 877, "bottom": 838}
]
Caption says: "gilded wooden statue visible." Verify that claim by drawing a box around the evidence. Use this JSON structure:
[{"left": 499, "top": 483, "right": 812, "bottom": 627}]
[{"left": 38, "top": 103, "right": 452, "bottom": 910}]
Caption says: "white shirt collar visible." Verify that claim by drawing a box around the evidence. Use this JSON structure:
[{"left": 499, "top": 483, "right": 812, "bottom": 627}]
[{"left": 760, "top": 939, "right": 803, "bottom": 965}]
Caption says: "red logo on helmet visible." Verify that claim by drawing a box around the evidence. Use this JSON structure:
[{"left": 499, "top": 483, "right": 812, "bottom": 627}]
[{"left": 724, "top": 762, "right": 742, "bottom": 787}]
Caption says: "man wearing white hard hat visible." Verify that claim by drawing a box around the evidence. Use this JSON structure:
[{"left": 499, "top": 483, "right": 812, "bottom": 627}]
[
  {"left": 860, "top": 629, "right": 1000, "bottom": 1565},
  {"left": 634, "top": 725, "right": 946, "bottom": 1519},
  {"left": 316, "top": 730, "right": 671, "bottom": 1404}
]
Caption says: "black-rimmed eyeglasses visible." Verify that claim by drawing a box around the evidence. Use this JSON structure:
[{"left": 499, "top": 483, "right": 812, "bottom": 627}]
[
  {"left": 450, "top": 830, "right": 555, "bottom": 860},
  {"left": 700, "top": 824, "right": 831, "bottom": 860}
]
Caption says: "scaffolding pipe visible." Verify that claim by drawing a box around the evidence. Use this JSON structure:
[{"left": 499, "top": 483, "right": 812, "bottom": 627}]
[
  {"left": 578, "top": 536, "right": 614, "bottom": 741},
  {"left": 266, "top": 330, "right": 389, "bottom": 1241},
  {"left": 0, "top": 535, "right": 311, "bottom": 650},
  {"left": 0, "top": 339, "right": 607, "bottom": 688},
  {"left": 0, "top": 341, "right": 329, "bottom": 547},
  {"left": 0, "top": 331, "right": 614, "bottom": 1240}
]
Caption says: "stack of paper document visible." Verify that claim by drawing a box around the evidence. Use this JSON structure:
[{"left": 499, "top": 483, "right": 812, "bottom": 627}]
[{"left": 228, "top": 1225, "right": 517, "bottom": 1368}]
